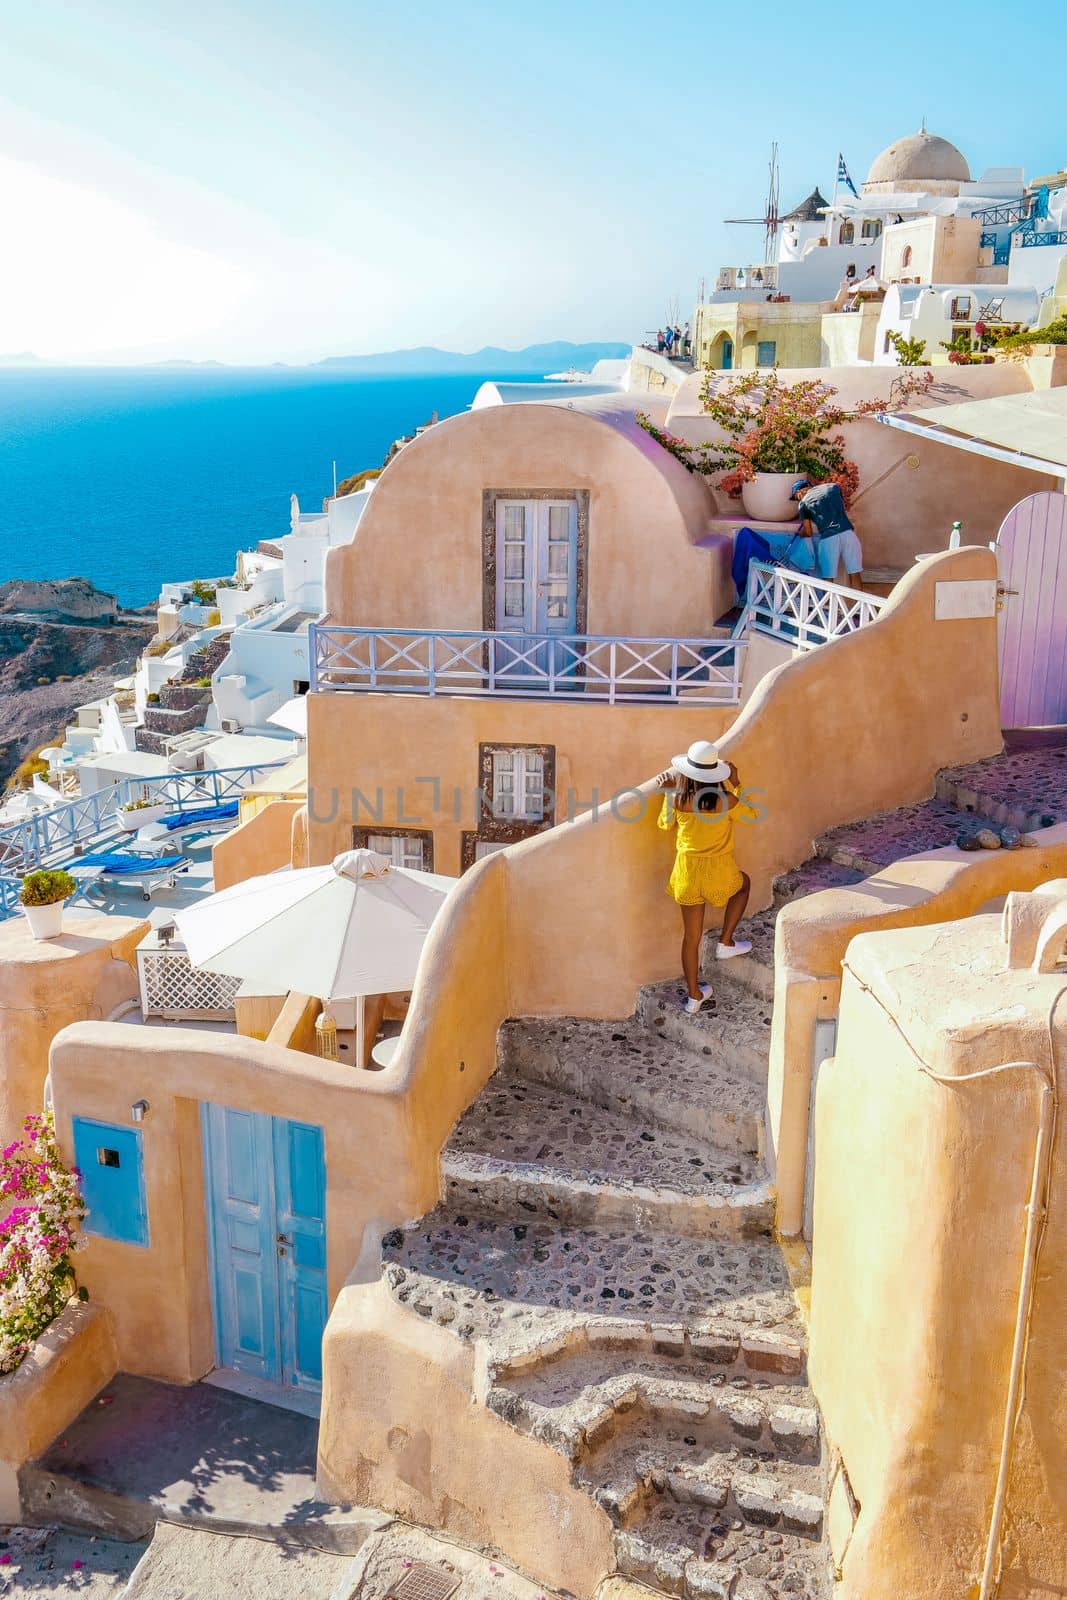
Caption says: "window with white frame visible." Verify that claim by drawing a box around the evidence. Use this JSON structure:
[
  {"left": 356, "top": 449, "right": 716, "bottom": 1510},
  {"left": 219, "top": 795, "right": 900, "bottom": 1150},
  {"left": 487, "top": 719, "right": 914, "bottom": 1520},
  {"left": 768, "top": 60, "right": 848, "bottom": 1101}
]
[
  {"left": 490, "top": 748, "right": 545, "bottom": 822},
  {"left": 368, "top": 831, "right": 426, "bottom": 870},
  {"left": 475, "top": 839, "right": 509, "bottom": 861}
]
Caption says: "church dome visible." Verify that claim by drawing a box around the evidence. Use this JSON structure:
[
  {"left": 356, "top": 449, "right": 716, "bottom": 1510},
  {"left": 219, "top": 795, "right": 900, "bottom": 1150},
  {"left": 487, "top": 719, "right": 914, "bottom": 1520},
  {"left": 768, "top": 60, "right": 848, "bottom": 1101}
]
[{"left": 866, "top": 129, "right": 970, "bottom": 187}]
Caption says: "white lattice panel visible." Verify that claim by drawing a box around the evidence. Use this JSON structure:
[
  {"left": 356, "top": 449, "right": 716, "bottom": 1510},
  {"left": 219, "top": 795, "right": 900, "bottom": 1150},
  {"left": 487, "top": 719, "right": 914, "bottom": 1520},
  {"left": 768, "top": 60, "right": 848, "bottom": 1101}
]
[{"left": 138, "top": 949, "right": 241, "bottom": 1020}]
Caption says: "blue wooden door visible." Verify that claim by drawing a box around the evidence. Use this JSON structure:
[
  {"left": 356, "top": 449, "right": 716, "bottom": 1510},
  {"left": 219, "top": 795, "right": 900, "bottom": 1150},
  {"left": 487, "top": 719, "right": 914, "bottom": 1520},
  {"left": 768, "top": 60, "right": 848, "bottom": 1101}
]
[
  {"left": 202, "top": 1104, "right": 327, "bottom": 1394},
  {"left": 273, "top": 1117, "right": 327, "bottom": 1392}
]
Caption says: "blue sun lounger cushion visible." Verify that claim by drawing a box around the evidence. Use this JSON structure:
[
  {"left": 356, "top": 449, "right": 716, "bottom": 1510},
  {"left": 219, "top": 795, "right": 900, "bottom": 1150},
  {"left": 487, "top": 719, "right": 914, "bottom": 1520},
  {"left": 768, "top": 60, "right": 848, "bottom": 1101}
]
[
  {"left": 163, "top": 801, "right": 240, "bottom": 830},
  {"left": 76, "top": 852, "right": 186, "bottom": 875}
]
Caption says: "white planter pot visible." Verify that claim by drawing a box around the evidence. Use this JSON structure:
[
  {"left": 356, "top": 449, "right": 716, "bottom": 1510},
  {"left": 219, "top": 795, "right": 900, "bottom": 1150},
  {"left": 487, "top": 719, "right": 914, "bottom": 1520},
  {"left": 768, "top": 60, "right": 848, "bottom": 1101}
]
[
  {"left": 119, "top": 803, "right": 166, "bottom": 831},
  {"left": 741, "top": 471, "right": 800, "bottom": 523},
  {"left": 22, "top": 900, "right": 67, "bottom": 940}
]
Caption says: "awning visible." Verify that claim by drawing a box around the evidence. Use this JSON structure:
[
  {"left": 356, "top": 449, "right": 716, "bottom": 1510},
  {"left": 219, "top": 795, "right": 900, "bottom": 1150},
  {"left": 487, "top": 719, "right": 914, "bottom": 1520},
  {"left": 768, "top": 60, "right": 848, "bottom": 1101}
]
[{"left": 877, "top": 387, "right": 1067, "bottom": 479}]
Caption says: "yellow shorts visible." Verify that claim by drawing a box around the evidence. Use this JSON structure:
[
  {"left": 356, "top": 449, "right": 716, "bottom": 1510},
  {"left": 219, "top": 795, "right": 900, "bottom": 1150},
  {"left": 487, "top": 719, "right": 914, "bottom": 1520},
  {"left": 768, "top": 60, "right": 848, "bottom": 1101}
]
[{"left": 666, "top": 854, "right": 744, "bottom": 909}]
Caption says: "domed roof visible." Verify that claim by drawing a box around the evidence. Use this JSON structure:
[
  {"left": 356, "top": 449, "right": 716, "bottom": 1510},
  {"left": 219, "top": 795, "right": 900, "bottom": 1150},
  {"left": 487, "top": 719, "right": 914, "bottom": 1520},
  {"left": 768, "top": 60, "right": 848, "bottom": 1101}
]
[{"left": 866, "top": 128, "right": 970, "bottom": 186}]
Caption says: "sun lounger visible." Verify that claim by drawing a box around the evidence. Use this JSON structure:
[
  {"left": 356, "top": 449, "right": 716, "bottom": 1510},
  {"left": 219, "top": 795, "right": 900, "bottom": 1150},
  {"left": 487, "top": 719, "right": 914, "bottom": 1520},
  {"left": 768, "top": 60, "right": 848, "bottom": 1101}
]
[
  {"left": 136, "top": 800, "right": 241, "bottom": 847},
  {"left": 67, "top": 850, "right": 191, "bottom": 902}
]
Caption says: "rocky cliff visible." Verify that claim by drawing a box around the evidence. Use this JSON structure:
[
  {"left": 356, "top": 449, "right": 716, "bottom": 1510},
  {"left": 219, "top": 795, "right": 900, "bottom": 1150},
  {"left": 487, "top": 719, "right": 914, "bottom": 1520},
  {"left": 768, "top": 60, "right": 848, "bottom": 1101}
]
[{"left": 0, "top": 579, "right": 155, "bottom": 788}]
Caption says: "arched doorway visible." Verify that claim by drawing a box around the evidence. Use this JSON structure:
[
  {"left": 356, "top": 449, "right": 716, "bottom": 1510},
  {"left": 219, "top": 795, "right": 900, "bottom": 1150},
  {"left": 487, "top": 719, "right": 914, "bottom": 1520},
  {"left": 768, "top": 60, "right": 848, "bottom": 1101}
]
[{"left": 709, "top": 332, "right": 734, "bottom": 370}]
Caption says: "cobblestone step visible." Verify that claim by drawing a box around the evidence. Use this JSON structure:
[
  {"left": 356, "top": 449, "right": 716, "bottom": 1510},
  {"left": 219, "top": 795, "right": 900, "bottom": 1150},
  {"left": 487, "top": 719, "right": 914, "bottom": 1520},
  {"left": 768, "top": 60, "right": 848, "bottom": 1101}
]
[
  {"left": 381, "top": 1213, "right": 803, "bottom": 1364},
  {"left": 499, "top": 1016, "right": 764, "bottom": 1160},
  {"left": 771, "top": 856, "right": 866, "bottom": 908},
  {"left": 635, "top": 983, "right": 771, "bottom": 1090},
  {"left": 700, "top": 907, "right": 777, "bottom": 1003},
  {"left": 442, "top": 1072, "right": 771, "bottom": 1240},
  {"left": 936, "top": 746, "right": 1067, "bottom": 833},
  {"left": 486, "top": 1358, "right": 817, "bottom": 1466},
  {"left": 614, "top": 1490, "right": 830, "bottom": 1598},
  {"left": 813, "top": 796, "right": 967, "bottom": 873}
]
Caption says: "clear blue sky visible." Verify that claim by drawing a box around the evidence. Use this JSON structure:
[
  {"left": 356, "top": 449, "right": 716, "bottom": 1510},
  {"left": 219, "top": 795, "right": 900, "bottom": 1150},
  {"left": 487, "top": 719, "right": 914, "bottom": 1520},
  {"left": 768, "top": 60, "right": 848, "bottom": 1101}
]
[{"left": 2, "top": 0, "right": 1062, "bottom": 364}]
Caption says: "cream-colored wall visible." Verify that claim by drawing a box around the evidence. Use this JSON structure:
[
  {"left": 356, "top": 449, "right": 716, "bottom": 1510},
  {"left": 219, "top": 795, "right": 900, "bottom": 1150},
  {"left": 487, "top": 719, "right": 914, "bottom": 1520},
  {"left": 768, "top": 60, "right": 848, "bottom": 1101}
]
[
  {"left": 0, "top": 914, "right": 145, "bottom": 1148},
  {"left": 0, "top": 1303, "right": 117, "bottom": 1521},
  {"left": 323, "top": 401, "right": 718, "bottom": 640},
  {"left": 212, "top": 798, "right": 304, "bottom": 891},
  {"left": 694, "top": 303, "right": 824, "bottom": 371},
  {"left": 769, "top": 823, "right": 1067, "bottom": 1236},
  {"left": 319, "top": 1281, "right": 613, "bottom": 1597},
  {"left": 809, "top": 906, "right": 1067, "bottom": 1599},
  {"left": 307, "top": 695, "right": 738, "bottom": 874},
  {"left": 668, "top": 365, "right": 1056, "bottom": 569},
  {"left": 880, "top": 214, "right": 982, "bottom": 284},
  {"left": 820, "top": 305, "right": 882, "bottom": 366},
  {"left": 48, "top": 1024, "right": 434, "bottom": 1384}
]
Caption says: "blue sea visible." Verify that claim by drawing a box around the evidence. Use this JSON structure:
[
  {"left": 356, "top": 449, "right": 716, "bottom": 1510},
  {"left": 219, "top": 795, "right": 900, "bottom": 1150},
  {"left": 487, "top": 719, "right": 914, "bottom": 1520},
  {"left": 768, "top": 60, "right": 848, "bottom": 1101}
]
[{"left": 0, "top": 368, "right": 545, "bottom": 608}]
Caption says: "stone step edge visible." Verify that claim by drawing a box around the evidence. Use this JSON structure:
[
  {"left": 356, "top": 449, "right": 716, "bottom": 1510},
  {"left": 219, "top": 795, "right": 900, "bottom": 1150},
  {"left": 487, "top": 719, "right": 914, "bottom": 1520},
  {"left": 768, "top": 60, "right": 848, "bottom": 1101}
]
[
  {"left": 698, "top": 940, "right": 775, "bottom": 1002},
  {"left": 935, "top": 771, "right": 1063, "bottom": 834},
  {"left": 490, "top": 1322, "right": 806, "bottom": 1385},
  {"left": 486, "top": 1377, "right": 818, "bottom": 1465},
  {"left": 441, "top": 1152, "right": 775, "bottom": 1239},
  {"left": 634, "top": 990, "right": 769, "bottom": 1090},
  {"left": 506, "top": 1040, "right": 766, "bottom": 1161},
  {"left": 603, "top": 1465, "right": 825, "bottom": 1538}
]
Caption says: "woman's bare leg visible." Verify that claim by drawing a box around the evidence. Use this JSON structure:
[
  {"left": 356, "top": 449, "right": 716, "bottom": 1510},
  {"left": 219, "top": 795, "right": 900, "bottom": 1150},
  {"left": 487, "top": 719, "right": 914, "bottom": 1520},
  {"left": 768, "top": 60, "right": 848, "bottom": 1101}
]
[
  {"left": 719, "top": 872, "right": 751, "bottom": 947},
  {"left": 681, "top": 903, "right": 706, "bottom": 1000}
]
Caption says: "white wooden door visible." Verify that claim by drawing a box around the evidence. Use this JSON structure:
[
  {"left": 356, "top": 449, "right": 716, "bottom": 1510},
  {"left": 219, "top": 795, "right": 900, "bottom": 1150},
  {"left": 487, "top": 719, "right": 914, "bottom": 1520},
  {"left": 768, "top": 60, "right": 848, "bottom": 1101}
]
[
  {"left": 996, "top": 491, "right": 1067, "bottom": 729},
  {"left": 496, "top": 499, "right": 578, "bottom": 672}
]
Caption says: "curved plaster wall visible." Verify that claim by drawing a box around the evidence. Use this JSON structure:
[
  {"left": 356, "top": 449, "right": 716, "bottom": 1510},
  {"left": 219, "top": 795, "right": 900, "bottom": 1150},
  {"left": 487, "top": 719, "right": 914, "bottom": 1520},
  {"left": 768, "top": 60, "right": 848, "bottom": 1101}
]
[{"left": 323, "top": 401, "right": 717, "bottom": 639}]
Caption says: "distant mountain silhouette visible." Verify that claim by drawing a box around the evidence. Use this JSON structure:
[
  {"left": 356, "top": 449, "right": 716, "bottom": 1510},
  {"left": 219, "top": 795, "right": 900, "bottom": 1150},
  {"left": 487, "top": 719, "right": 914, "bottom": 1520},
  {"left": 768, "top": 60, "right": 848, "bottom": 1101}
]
[{"left": 315, "top": 341, "right": 631, "bottom": 375}]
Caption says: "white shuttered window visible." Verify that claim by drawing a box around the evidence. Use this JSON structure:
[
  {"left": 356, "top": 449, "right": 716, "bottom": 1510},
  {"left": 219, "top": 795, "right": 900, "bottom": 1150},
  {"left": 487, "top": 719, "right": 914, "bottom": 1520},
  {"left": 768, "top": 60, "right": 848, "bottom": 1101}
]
[{"left": 491, "top": 749, "right": 545, "bottom": 822}]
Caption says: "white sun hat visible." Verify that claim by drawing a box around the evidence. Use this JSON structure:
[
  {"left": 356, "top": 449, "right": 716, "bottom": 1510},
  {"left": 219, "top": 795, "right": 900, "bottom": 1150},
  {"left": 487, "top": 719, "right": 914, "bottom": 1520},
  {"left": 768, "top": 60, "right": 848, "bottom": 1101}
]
[{"left": 672, "top": 740, "right": 730, "bottom": 784}]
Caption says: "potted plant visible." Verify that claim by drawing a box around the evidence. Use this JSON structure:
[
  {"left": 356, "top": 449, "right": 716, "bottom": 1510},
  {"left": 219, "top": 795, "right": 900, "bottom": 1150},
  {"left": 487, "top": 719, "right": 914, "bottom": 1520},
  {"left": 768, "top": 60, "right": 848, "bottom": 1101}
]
[
  {"left": 20, "top": 870, "right": 78, "bottom": 941},
  {"left": 637, "top": 366, "right": 933, "bottom": 520},
  {"left": 118, "top": 796, "right": 167, "bottom": 831}
]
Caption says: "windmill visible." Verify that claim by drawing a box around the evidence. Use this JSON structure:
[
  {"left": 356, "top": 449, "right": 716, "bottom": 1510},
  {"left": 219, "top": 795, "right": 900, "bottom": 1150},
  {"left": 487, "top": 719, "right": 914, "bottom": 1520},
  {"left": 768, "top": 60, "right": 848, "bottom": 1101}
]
[{"left": 724, "top": 143, "right": 782, "bottom": 265}]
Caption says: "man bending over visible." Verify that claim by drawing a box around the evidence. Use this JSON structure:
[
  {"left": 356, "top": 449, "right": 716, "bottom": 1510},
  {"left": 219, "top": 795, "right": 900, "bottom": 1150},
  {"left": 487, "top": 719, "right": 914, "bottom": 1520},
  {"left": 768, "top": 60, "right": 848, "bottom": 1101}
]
[{"left": 791, "top": 478, "right": 864, "bottom": 590}]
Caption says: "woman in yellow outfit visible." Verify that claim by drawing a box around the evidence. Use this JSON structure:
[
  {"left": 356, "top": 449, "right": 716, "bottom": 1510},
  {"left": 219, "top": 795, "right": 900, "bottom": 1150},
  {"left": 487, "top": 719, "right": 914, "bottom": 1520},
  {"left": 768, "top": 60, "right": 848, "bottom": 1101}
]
[{"left": 656, "top": 739, "right": 753, "bottom": 1015}]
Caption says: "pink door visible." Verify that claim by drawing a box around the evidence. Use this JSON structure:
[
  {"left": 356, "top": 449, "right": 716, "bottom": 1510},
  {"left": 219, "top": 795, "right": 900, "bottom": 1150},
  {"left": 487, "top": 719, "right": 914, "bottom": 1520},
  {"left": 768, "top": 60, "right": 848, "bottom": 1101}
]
[{"left": 996, "top": 492, "right": 1067, "bottom": 729}]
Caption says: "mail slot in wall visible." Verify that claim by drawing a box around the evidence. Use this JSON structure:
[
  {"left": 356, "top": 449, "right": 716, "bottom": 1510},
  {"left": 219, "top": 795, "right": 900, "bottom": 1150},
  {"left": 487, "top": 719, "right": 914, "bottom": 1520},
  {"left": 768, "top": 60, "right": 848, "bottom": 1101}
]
[{"left": 72, "top": 1118, "right": 149, "bottom": 1247}]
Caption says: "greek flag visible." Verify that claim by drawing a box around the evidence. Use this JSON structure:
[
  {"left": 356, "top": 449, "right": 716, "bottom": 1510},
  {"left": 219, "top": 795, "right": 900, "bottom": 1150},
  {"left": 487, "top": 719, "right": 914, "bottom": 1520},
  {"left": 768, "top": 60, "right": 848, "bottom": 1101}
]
[{"left": 837, "top": 153, "right": 859, "bottom": 198}]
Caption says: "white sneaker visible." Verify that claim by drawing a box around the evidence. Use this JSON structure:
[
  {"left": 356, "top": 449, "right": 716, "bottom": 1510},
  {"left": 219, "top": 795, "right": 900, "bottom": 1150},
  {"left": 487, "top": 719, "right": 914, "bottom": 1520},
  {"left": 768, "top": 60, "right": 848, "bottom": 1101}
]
[
  {"left": 683, "top": 994, "right": 711, "bottom": 1015},
  {"left": 699, "top": 982, "right": 714, "bottom": 999},
  {"left": 716, "top": 939, "right": 752, "bottom": 960}
]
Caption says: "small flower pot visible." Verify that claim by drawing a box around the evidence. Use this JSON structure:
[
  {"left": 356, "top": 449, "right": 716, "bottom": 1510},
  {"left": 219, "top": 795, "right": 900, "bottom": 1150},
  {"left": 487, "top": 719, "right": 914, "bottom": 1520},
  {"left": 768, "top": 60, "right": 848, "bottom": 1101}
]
[
  {"left": 119, "top": 803, "right": 166, "bottom": 831},
  {"left": 22, "top": 900, "right": 67, "bottom": 940},
  {"left": 740, "top": 471, "right": 801, "bottom": 523}
]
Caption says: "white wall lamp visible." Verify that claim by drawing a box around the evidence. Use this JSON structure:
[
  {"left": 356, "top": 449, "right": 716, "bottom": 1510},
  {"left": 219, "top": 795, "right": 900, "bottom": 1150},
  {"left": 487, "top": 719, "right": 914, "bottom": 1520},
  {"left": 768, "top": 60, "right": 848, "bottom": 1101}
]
[{"left": 130, "top": 1100, "right": 150, "bottom": 1124}]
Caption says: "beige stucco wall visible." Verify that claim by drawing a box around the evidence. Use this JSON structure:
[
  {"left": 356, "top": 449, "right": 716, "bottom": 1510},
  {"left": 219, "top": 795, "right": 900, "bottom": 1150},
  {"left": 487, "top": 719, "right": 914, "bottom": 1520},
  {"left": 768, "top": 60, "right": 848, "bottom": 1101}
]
[
  {"left": 0, "top": 1302, "right": 117, "bottom": 1521},
  {"left": 820, "top": 305, "right": 882, "bottom": 366},
  {"left": 809, "top": 907, "right": 1067, "bottom": 1598},
  {"left": 667, "top": 365, "right": 1056, "bottom": 570},
  {"left": 880, "top": 213, "right": 982, "bottom": 284},
  {"left": 769, "top": 823, "right": 1067, "bottom": 1237},
  {"left": 212, "top": 797, "right": 304, "bottom": 891},
  {"left": 319, "top": 1280, "right": 613, "bottom": 1597},
  {"left": 693, "top": 302, "right": 824, "bottom": 371},
  {"left": 0, "top": 914, "right": 145, "bottom": 1148},
  {"left": 322, "top": 400, "right": 719, "bottom": 639},
  {"left": 307, "top": 695, "right": 738, "bottom": 874}
]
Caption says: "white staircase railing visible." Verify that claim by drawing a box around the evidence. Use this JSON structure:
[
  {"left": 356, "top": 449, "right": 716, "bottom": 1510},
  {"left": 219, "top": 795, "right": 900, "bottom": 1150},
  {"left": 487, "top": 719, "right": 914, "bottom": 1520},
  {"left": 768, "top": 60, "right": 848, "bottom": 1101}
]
[{"left": 743, "top": 561, "right": 884, "bottom": 650}]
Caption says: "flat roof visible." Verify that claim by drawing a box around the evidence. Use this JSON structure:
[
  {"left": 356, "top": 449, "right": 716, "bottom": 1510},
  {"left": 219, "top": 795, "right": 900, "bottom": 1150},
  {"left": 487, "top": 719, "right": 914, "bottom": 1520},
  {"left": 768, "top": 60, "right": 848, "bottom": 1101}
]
[{"left": 879, "top": 385, "right": 1067, "bottom": 478}]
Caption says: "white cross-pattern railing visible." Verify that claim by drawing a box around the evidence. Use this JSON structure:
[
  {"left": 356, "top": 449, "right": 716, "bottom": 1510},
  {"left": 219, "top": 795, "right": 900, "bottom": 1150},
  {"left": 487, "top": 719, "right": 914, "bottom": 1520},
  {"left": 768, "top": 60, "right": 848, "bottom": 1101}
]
[
  {"left": 743, "top": 561, "right": 884, "bottom": 650},
  {"left": 137, "top": 945, "right": 241, "bottom": 1021},
  {"left": 309, "top": 624, "right": 746, "bottom": 705},
  {"left": 0, "top": 761, "right": 286, "bottom": 882}
]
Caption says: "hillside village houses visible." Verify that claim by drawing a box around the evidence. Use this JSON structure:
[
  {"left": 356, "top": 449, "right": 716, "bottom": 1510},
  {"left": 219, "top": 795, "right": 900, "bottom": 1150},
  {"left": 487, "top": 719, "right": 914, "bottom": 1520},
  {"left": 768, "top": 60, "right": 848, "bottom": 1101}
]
[
  {"left": 3, "top": 122, "right": 1067, "bottom": 1600},
  {"left": 682, "top": 126, "right": 1067, "bottom": 376}
]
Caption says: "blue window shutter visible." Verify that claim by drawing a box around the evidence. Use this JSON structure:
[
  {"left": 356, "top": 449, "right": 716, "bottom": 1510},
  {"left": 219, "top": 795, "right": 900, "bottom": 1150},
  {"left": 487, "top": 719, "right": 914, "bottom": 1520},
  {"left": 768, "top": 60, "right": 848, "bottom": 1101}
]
[{"left": 72, "top": 1118, "right": 149, "bottom": 1248}]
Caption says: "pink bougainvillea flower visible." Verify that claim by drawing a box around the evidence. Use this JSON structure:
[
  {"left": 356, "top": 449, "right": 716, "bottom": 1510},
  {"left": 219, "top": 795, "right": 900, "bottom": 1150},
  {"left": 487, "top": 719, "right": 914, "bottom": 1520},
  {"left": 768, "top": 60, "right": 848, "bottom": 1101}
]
[{"left": 72, "top": 1559, "right": 84, "bottom": 1570}]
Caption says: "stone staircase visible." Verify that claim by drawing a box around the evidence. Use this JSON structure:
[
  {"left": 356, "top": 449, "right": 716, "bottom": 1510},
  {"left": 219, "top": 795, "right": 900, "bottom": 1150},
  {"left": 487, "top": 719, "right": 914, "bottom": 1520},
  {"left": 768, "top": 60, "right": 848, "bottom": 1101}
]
[
  {"left": 382, "top": 987, "right": 829, "bottom": 1598},
  {"left": 377, "top": 746, "right": 1067, "bottom": 1600}
]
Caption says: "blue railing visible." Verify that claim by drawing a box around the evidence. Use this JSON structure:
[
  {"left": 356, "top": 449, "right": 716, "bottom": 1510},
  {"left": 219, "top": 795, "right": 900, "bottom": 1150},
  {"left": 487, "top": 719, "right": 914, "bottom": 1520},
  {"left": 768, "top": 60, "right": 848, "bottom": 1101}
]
[
  {"left": 979, "top": 230, "right": 1012, "bottom": 267},
  {"left": 1016, "top": 230, "right": 1067, "bottom": 248},
  {"left": 971, "top": 202, "right": 1028, "bottom": 226},
  {"left": 0, "top": 762, "right": 286, "bottom": 879}
]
